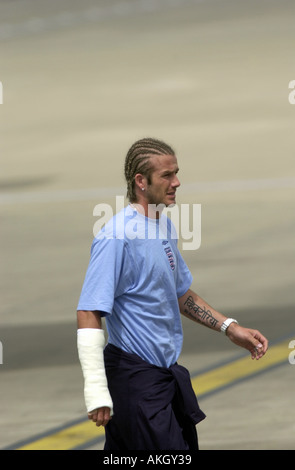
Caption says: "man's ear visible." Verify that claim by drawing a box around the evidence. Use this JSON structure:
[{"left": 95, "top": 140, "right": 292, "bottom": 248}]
[{"left": 134, "top": 173, "right": 146, "bottom": 192}]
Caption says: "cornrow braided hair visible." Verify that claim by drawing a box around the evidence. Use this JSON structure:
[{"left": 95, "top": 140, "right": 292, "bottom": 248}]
[{"left": 124, "top": 137, "right": 175, "bottom": 202}]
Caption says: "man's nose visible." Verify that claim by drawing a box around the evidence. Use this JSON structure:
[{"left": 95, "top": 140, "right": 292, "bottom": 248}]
[{"left": 172, "top": 175, "right": 181, "bottom": 188}]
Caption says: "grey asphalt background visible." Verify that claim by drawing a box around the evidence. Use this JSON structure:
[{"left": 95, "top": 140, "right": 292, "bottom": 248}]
[{"left": 0, "top": 0, "right": 294, "bottom": 450}]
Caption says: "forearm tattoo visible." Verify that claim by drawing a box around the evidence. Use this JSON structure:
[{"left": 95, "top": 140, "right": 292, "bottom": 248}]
[{"left": 183, "top": 295, "right": 219, "bottom": 329}]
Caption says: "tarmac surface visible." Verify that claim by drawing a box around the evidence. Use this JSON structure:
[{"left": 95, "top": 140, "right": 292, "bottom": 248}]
[{"left": 0, "top": 0, "right": 294, "bottom": 451}]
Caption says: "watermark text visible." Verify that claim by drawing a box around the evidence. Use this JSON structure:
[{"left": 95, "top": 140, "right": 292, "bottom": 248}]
[
  {"left": 288, "top": 80, "right": 295, "bottom": 104},
  {"left": 93, "top": 196, "right": 201, "bottom": 251},
  {"left": 289, "top": 340, "right": 295, "bottom": 365}
]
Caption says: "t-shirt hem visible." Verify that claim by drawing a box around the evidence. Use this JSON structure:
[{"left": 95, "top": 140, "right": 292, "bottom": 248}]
[
  {"left": 177, "top": 276, "right": 193, "bottom": 299},
  {"left": 76, "top": 304, "right": 112, "bottom": 317}
]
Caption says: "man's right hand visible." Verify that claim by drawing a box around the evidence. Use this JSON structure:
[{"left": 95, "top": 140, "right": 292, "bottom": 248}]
[{"left": 88, "top": 406, "right": 112, "bottom": 427}]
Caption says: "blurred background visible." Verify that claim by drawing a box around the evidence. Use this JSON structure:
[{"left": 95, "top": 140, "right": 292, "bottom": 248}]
[{"left": 0, "top": 0, "right": 294, "bottom": 450}]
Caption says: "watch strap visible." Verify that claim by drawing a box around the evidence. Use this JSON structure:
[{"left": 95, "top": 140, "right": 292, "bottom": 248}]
[{"left": 220, "top": 318, "right": 239, "bottom": 334}]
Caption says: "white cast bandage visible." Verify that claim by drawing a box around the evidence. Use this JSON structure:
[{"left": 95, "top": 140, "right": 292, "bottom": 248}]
[{"left": 77, "top": 328, "right": 113, "bottom": 415}]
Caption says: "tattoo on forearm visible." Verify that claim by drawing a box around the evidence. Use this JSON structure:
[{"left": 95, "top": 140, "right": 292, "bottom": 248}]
[{"left": 183, "top": 295, "right": 218, "bottom": 328}]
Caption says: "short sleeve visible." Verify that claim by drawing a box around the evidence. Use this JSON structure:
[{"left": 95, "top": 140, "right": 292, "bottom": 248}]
[
  {"left": 77, "top": 237, "right": 131, "bottom": 316},
  {"left": 175, "top": 248, "right": 193, "bottom": 298}
]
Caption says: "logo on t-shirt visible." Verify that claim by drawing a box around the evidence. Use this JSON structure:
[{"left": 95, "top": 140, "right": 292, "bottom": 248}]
[{"left": 163, "top": 243, "right": 176, "bottom": 271}]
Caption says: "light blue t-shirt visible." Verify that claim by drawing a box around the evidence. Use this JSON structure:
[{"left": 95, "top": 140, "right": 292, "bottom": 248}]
[{"left": 77, "top": 205, "right": 192, "bottom": 368}]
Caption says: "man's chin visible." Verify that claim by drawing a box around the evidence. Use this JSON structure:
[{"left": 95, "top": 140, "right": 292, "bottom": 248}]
[{"left": 165, "top": 199, "right": 176, "bottom": 207}]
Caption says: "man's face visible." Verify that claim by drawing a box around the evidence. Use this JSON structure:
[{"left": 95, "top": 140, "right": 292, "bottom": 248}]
[{"left": 146, "top": 154, "right": 180, "bottom": 207}]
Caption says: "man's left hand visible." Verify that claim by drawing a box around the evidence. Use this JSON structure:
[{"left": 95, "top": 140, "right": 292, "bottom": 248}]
[{"left": 226, "top": 323, "right": 268, "bottom": 359}]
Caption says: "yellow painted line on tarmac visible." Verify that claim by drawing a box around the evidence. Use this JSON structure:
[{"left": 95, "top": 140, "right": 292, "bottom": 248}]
[
  {"left": 17, "top": 339, "right": 290, "bottom": 450},
  {"left": 17, "top": 419, "right": 105, "bottom": 451},
  {"left": 191, "top": 339, "right": 290, "bottom": 396}
]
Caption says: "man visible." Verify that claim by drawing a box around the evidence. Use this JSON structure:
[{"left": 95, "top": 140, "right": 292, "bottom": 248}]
[{"left": 77, "top": 137, "right": 268, "bottom": 450}]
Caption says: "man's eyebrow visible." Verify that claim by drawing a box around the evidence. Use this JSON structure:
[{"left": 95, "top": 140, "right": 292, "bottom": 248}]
[{"left": 160, "top": 167, "right": 179, "bottom": 175}]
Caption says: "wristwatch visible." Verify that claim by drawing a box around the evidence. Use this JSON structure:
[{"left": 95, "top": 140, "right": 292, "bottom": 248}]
[{"left": 220, "top": 318, "right": 239, "bottom": 334}]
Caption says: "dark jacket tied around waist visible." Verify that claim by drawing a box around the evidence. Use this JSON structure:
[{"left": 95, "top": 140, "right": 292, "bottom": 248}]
[{"left": 104, "top": 344, "right": 206, "bottom": 451}]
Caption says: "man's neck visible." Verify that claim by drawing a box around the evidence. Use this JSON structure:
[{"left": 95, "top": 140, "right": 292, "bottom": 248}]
[{"left": 129, "top": 201, "right": 165, "bottom": 220}]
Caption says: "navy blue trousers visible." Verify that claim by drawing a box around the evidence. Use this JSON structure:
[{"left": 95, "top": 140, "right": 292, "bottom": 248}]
[{"left": 103, "top": 344, "right": 206, "bottom": 451}]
